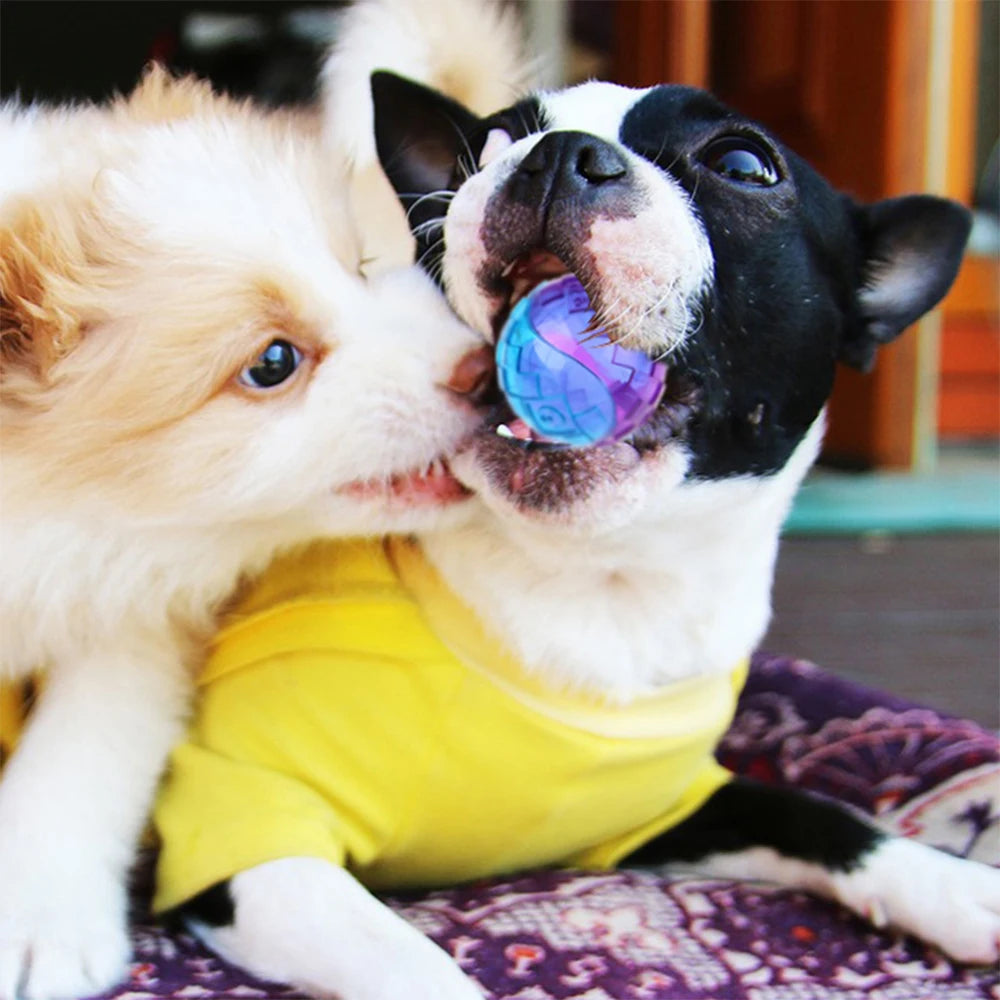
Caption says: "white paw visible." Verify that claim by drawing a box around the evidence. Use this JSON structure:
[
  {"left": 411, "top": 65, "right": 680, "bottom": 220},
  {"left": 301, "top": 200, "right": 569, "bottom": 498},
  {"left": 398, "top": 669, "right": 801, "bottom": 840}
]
[
  {"left": 204, "top": 859, "right": 483, "bottom": 1000},
  {"left": 833, "top": 837, "right": 1000, "bottom": 965},
  {"left": 0, "top": 857, "right": 130, "bottom": 1000}
]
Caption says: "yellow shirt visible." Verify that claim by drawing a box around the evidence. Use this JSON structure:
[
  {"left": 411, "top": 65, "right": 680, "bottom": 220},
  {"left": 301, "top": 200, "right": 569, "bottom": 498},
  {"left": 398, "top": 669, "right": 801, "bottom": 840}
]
[{"left": 154, "top": 538, "right": 746, "bottom": 913}]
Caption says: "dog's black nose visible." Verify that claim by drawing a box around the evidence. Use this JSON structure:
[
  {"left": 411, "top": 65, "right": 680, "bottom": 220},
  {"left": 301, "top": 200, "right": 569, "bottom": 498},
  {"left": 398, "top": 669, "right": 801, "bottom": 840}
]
[{"left": 515, "top": 131, "right": 628, "bottom": 201}]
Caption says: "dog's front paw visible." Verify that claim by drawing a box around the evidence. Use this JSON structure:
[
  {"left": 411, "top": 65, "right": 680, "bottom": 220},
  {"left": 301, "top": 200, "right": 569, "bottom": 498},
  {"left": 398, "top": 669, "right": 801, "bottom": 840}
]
[
  {"left": 203, "top": 859, "right": 483, "bottom": 1000},
  {"left": 0, "top": 858, "right": 130, "bottom": 1000},
  {"left": 833, "top": 837, "right": 1000, "bottom": 964}
]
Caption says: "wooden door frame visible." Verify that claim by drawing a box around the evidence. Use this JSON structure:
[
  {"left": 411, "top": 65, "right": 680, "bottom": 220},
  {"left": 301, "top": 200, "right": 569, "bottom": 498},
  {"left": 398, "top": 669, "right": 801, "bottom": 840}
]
[{"left": 614, "top": 0, "right": 711, "bottom": 90}]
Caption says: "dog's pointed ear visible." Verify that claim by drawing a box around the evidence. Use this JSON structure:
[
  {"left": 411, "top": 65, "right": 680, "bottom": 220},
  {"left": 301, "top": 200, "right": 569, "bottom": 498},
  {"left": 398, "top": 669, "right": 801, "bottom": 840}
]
[
  {"left": 842, "top": 195, "right": 971, "bottom": 371},
  {"left": 371, "top": 71, "right": 483, "bottom": 223}
]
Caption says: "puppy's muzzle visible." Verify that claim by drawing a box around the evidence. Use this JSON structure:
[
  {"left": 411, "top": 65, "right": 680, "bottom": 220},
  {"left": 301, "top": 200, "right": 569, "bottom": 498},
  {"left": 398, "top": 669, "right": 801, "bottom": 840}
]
[{"left": 509, "top": 132, "right": 630, "bottom": 206}]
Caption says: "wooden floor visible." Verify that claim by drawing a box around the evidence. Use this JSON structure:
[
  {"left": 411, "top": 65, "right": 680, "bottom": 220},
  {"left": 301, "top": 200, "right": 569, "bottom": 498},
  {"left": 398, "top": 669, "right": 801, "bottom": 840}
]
[{"left": 762, "top": 532, "right": 999, "bottom": 729}]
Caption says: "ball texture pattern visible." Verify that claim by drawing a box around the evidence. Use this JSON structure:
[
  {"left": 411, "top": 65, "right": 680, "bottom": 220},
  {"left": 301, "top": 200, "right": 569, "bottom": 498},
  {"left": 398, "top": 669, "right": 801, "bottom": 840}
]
[{"left": 495, "top": 275, "right": 667, "bottom": 447}]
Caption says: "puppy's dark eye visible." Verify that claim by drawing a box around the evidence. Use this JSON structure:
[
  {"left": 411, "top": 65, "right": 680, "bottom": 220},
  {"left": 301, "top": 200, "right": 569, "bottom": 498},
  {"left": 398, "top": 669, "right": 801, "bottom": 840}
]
[
  {"left": 238, "top": 340, "right": 303, "bottom": 390},
  {"left": 700, "top": 136, "right": 780, "bottom": 187}
]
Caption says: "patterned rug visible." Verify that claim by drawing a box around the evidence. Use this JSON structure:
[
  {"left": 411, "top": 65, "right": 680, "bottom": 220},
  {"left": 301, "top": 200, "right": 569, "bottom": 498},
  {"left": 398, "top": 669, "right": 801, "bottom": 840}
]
[{"left": 100, "top": 653, "right": 1000, "bottom": 1000}]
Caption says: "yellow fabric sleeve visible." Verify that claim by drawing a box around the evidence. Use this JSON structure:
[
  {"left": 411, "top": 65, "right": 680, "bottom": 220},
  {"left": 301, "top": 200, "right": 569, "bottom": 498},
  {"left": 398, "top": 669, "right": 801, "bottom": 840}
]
[{"left": 154, "top": 741, "right": 350, "bottom": 913}]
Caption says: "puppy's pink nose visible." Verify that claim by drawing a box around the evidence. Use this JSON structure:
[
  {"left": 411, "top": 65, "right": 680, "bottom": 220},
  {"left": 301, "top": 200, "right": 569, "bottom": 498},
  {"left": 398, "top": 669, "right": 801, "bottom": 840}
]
[{"left": 445, "top": 346, "right": 495, "bottom": 404}]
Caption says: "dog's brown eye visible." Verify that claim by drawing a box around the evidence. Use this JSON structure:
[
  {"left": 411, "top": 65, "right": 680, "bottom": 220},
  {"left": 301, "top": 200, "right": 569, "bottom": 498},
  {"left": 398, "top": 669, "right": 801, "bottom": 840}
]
[
  {"left": 701, "top": 136, "right": 780, "bottom": 187},
  {"left": 239, "top": 340, "right": 302, "bottom": 390}
]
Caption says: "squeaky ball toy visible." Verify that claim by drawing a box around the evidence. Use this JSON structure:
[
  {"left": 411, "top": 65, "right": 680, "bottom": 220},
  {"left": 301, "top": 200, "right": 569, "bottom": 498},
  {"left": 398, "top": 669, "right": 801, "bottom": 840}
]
[{"left": 495, "top": 274, "right": 667, "bottom": 447}]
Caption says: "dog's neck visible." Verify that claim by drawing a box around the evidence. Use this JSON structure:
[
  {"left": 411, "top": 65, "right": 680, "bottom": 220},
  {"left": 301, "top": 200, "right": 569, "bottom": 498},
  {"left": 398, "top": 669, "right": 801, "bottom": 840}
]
[{"left": 422, "top": 419, "right": 824, "bottom": 703}]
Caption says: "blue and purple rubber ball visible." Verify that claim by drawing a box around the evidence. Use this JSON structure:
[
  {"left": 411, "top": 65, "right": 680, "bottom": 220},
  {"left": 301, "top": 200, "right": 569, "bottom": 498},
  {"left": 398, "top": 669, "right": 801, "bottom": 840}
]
[{"left": 495, "top": 274, "right": 667, "bottom": 448}]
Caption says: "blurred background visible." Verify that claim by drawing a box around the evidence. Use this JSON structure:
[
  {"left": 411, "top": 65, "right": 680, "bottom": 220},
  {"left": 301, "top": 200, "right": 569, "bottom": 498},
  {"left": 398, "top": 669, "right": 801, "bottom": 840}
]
[{"left": 2, "top": 0, "right": 997, "bottom": 724}]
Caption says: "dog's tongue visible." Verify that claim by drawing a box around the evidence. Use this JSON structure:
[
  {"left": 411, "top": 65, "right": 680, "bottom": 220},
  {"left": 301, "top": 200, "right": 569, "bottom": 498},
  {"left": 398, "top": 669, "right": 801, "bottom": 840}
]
[{"left": 496, "top": 418, "right": 544, "bottom": 443}]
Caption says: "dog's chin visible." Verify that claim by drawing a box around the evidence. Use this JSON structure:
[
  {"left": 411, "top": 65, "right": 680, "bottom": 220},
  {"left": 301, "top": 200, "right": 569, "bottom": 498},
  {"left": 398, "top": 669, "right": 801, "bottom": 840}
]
[
  {"left": 466, "top": 428, "right": 640, "bottom": 513},
  {"left": 450, "top": 421, "right": 690, "bottom": 532}
]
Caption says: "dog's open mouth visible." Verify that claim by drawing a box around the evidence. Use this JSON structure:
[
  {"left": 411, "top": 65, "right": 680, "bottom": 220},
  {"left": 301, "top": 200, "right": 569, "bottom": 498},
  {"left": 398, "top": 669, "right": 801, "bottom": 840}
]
[
  {"left": 486, "top": 249, "right": 692, "bottom": 454},
  {"left": 491, "top": 249, "right": 572, "bottom": 343},
  {"left": 489, "top": 249, "right": 584, "bottom": 449},
  {"left": 340, "top": 459, "right": 472, "bottom": 506},
  {"left": 470, "top": 248, "right": 698, "bottom": 510}
]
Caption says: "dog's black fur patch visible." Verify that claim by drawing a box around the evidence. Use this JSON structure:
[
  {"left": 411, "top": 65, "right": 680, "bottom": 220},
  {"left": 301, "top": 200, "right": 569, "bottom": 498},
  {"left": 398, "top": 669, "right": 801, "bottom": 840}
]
[
  {"left": 172, "top": 881, "right": 235, "bottom": 928},
  {"left": 625, "top": 777, "right": 883, "bottom": 873}
]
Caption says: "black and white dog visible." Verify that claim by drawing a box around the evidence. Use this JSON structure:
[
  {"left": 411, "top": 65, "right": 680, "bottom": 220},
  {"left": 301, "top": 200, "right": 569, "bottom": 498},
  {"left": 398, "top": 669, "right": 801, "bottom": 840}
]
[{"left": 176, "top": 36, "right": 999, "bottom": 1000}]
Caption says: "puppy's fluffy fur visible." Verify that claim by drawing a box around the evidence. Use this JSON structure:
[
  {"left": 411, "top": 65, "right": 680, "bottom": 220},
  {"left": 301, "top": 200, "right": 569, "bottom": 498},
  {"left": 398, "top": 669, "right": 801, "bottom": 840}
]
[{"left": 0, "top": 69, "right": 482, "bottom": 999}]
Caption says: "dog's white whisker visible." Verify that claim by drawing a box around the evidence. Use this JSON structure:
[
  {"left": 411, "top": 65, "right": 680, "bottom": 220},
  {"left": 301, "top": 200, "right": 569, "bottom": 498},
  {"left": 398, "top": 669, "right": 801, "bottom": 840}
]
[{"left": 403, "top": 190, "right": 455, "bottom": 226}]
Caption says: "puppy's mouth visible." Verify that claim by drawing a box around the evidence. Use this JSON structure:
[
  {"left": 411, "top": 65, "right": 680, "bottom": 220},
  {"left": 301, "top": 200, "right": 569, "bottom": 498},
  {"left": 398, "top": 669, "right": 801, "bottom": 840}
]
[{"left": 340, "top": 459, "right": 472, "bottom": 506}]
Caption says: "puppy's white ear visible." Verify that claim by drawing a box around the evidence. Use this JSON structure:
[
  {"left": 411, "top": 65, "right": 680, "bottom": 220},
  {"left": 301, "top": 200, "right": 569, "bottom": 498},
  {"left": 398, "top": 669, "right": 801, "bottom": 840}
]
[
  {"left": 371, "top": 71, "right": 482, "bottom": 226},
  {"left": 843, "top": 195, "right": 971, "bottom": 371}
]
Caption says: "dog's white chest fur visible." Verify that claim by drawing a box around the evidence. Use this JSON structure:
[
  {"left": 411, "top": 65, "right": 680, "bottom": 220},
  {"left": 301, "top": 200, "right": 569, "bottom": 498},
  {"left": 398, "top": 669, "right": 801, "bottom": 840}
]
[{"left": 424, "top": 419, "right": 824, "bottom": 701}]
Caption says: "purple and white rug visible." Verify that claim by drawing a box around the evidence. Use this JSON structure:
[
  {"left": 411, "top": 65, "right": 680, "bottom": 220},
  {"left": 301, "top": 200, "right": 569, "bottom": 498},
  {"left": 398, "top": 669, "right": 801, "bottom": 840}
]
[{"left": 100, "top": 653, "right": 1000, "bottom": 1000}]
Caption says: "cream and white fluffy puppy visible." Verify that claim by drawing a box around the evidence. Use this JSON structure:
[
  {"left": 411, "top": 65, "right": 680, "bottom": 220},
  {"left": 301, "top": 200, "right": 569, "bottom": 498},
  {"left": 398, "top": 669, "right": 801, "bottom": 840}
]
[{"left": 0, "top": 69, "right": 486, "bottom": 1000}]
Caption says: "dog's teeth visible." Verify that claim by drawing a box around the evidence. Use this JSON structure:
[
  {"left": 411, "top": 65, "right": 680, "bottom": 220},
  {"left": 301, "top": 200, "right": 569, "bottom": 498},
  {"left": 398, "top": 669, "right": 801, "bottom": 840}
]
[{"left": 496, "top": 423, "right": 516, "bottom": 439}]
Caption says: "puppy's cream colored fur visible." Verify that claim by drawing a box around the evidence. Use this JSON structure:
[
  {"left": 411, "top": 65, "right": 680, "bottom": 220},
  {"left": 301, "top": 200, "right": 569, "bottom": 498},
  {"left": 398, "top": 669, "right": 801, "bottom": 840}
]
[{"left": 0, "top": 68, "right": 480, "bottom": 999}]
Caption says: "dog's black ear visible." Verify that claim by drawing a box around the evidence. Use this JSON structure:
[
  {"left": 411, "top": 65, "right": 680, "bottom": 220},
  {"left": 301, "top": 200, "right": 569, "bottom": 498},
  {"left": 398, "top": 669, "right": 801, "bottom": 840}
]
[
  {"left": 371, "top": 71, "right": 482, "bottom": 224},
  {"left": 843, "top": 195, "right": 971, "bottom": 371}
]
